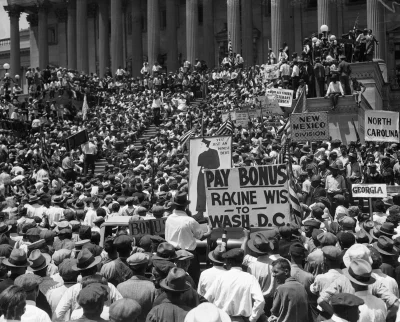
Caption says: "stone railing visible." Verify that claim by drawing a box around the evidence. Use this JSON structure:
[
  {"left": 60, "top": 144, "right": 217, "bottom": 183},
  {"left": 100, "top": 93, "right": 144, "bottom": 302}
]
[{"left": 0, "top": 38, "right": 11, "bottom": 47}]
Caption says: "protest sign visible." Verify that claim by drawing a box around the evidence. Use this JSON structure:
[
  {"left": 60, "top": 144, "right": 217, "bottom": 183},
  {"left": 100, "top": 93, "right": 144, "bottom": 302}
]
[
  {"left": 257, "top": 96, "right": 284, "bottom": 115},
  {"left": 364, "top": 110, "right": 399, "bottom": 143},
  {"left": 351, "top": 184, "right": 387, "bottom": 198},
  {"left": 235, "top": 112, "right": 249, "bottom": 128},
  {"left": 205, "top": 165, "right": 291, "bottom": 228},
  {"left": 290, "top": 112, "right": 329, "bottom": 142},
  {"left": 263, "top": 64, "right": 280, "bottom": 80},
  {"left": 189, "top": 136, "right": 232, "bottom": 218},
  {"left": 129, "top": 219, "right": 152, "bottom": 238},
  {"left": 221, "top": 111, "right": 236, "bottom": 122},
  {"left": 266, "top": 89, "right": 294, "bottom": 108},
  {"left": 64, "top": 129, "right": 89, "bottom": 151}
]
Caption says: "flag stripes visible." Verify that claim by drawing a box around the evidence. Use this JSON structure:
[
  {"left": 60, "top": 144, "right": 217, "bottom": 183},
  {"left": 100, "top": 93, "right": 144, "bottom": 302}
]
[
  {"left": 216, "top": 119, "right": 234, "bottom": 135},
  {"left": 179, "top": 129, "right": 195, "bottom": 146}
]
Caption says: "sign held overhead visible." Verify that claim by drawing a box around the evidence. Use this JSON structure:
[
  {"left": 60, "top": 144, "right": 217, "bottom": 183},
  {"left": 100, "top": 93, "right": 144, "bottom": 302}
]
[
  {"left": 351, "top": 184, "right": 387, "bottom": 198},
  {"left": 364, "top": 110, "right": 399, "bottom": 143},
  {"left": 290, "top": 112, "right": 329, "bottom": 142}
]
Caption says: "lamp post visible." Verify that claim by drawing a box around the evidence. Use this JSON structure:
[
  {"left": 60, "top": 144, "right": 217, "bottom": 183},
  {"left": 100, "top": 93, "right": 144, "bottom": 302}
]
[
  {"left": 320, "top": 24, "right": 329, "bottom": 41},
  {"left": 3, "top": 63, "right": 10, "bottom": 74}
]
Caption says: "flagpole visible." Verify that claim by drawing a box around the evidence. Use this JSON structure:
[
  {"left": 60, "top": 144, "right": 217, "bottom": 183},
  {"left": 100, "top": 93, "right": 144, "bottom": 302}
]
[{"left": 201, "top": 111, "right": 204, "bottom": 137}]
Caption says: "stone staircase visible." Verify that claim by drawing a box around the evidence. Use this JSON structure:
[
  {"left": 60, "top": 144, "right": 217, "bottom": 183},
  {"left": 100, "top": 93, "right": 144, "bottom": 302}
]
[{"left": 94, "top": 124, "right": 159, "bottom": 175}]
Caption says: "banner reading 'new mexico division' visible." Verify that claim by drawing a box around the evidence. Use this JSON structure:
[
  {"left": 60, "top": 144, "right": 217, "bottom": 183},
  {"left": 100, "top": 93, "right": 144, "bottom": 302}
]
[{"left": 205, "top": 165, "right": 291, "bottom": 228}]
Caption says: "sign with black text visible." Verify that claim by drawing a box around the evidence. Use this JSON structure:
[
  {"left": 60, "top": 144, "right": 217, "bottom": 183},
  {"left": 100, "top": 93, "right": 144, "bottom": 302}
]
[
  {"left": 205, "top": 165, "right": 291, "bottom": 228},
  {"left": 189, "top": 136, "right": 232, "bottom": 218},
  {"left": 364, "top": 110, "right": 399, "bottom": 143},
  {"left": 352, "top": 184, "right": 387, "bottom": 198},
  {"left": 266, "top": 89, "right": 294, "bottom": 108},
  {"left": 290, "top": 112, "right": 329, "bottom": 142}
]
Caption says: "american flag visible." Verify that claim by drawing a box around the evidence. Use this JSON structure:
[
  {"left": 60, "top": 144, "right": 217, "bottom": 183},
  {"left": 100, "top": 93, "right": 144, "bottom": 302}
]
[
  {"left": 277, "top": 118, "right": 291, "bottom": 145},
  {"left": 179, "top": 128, "right": 196, "bottom": 146},
  {"left": 216, "top": 119, "right": 234, "bottom": 135},
  {"left": 82, "top": 94, "right": 89, "bottom": 121},
  {"left": 292, "top": 87, "right": 307, "bottom": 114}
]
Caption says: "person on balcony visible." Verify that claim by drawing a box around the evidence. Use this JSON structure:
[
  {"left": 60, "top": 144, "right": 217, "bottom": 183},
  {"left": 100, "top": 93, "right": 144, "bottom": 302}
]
[
  {"left": 351, "top": 77, "right": 366, "bottom": 108},
  {"left": 325, "top": 75, "right": 344, "bottom": 110},
  {"left": 338, "top": 55, "right": 352, "bottom": 95}
]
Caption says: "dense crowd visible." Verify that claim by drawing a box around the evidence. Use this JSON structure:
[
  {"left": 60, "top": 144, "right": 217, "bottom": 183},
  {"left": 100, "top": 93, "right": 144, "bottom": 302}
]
[{"left": 0, "top": 24, "right": 395, "bottom": 322}]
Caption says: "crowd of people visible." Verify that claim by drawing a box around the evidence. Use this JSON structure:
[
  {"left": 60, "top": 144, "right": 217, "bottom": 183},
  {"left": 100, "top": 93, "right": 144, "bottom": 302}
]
[{"left": 0, "top": 23, "right": 396, "bottom": 322}]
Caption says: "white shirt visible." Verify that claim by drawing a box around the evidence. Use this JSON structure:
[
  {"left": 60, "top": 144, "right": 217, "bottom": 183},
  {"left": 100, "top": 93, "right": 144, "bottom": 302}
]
[
  {"left": 205, "top": 267, "right": 265, "bottom": 322},
  {"left": 83, "top": 208, "right": 97, "bottom": 227},
  {"left": 55, "top": 281, "right": 122, "bottom": 320},
  {"left": 0, "top": 300, "right": 51, "bottom": 322},
  {"left": 45, "top": 206, "right": 64, "bottom": 227},
  {"left": 81, "top": 142, "right": 97, "bottom": 155},
  {"left": 197, "top": 266, "right": 227, "bottom": 296},
  {"left": 355, "top": 290, "right": 387, "bottom": 322},
  {"left": 165, "top": 210, "right": 204, "bottom": 251},
  {"left": 372, "top": 269, "right": 399, "bottom": 297}
]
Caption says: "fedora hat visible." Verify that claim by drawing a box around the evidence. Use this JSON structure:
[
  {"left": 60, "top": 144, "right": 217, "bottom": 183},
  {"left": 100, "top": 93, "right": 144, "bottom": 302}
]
[
  {"left": 373, "top": 236, "right": 398, "bottom": 256},
  {"left": 159, "top": 267, "right": 191, "bottom": 292},
  {"left": 28, "top": 194, "right": 39, "bottom": 203},
  {"left": 152, "top": 242, "right": 177, "bottom": 261},
  {"left": 53, "top": 195, "right": 66, "bottom": 204},
  {"left": 343, "top": 258, "right": 376, "bottom": 286},
  {"left": 71, "top": 248, "right": 101, "bottom": 271},
  {"left": 0, "top": 222, "right": 11, "bottom": 234},
  {"left": 3, "top": 248, "right": 30, "bottom": 267},
  {"left": 343, "top": 244, "right": 372, "bottom": 268},
  {"left": 208, "top": 245, "right": 226, "bottom": 264},
  {"left": 184, "top": 303, "right": 231, "bottom": 322},
  {"left": 172, "top": 192, "right": 190, "bottom": 207},
  {"left": 379, "top": 222, "right": 395, "bottom": 237},
  {"left": 247, "top": 232, "right": 274, "bottom": 255},
  {"left": 355, "top": 229, "right": 372, "bottom": 245},
  {"left": 27, "top": 249, "right": 51, "bottom": 272},
  {"left": 300, "top": 145, "right": 311, "bottom": 154},
  {"left": 74, "top": 199, "right": 85, "bottom": 209}
]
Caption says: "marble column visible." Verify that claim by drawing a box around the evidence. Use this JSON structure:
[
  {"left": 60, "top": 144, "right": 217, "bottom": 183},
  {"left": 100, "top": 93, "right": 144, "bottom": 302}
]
[
  {"left": 76, "top": 0, "right": 88, "bottom": 73},
  {"left": 6, "top": 6, "right": 21, "bottom": 78},
  {"left": 166, "top": 0, "right": 178, "bottom": 72},
  {"left": 203, "top": 0, "right": 215, "bottom": 68},
  {"left": 186, "top": 0, "right": 198, "bottom": 65},
  {"left": 241, "top": 0, "right": 252, "bottom": 66},
  {"left": 367, "top": 0, "right": 386, "bottom": 61},
  {"left": 227, "top": 0, "right": 240, "bottom": 54},
  {"left": 38, "top": 5, "right": 49, "bottom": 69},
  {"left": 87, "top": 3, "right": 98, "bottom": 74},
  {"left": 27, "top": 14, "right": 39, "bottom": 69},
  {"left": 111, "top": 0, "right": 123, "bottom": 74},
  {"left": 147, "top": 0, "right": 160, "bottom": 70},
  {"left": 271, "top": 0, "right": 283, "bottom": 56},
  {"left": 131, "top": 0, "right": 143, "bottom": 76},
  {"left": 98, "top": 0, "right": 109, "bottom": 77},
  {"left": 317, "top": 0, "right": 331, "bottom": 31},
  {"left": 67, "top": 0, "right": 77, "bottom": 70},
  {"left": 55, "top": 7, "right": 68, "bottom": 68}
]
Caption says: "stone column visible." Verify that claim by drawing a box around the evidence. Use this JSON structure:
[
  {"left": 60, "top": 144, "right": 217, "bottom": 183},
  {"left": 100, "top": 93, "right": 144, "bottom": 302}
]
[
  {"left": 367, "top": 0, "right": 386, "bottom": 61},
  {"left": 76, "top": 0, "right": 88, "bottom": 73},
  {"left": 55, "top": 7, "right": 68, "bottom": 68},
  {"left": 131, "top": 0, "right": 143, "bottom": 77},
  {"left": 27, "top": 14, "right": 39, "bottom": 69},
  {"left": 241, "top": 0, "right": 252, "bottom": 66},
  {"left": 38, "top": 5, "right": 49, "bottom": 69},
  {"left": 318, "top": 0, "right": 331, "bottom": 31},
  {"left": 227, "top": 0, "right": 240, "bottom": 54},
  {"left": 67, "top": 0, "right": 77, "bottom": 70},
  {"left": 147, "top": 0, "right": 160, "bottom": 70},
  {"left": 6, "top": 6, "right": 21, "bottom": 78},
  {"left": 111, "top": 0, "right": 123, "bottom": 74},
  {"left": 186, "top": 0, "right": 198, "bottom": 65},
  {"left": 166, "top": 0, "right": 178, "bottom": 72},
  {"left": 203, "top": 0, "right": 215, "bottom": 68},
  {"left": 87, "top": 3, "right": 98, "bottom": 74},
  {"left": 98, "top": 0, "right": 109, "bottom": 77},
  {"left": 271, "top": 0, "right": 283, "bottom": 56}
]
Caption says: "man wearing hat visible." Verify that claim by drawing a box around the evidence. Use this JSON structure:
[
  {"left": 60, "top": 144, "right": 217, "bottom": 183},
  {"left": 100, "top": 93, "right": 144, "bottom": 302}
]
[
  {"left": 109, "top": 299, "right": 142, "bottom": 322},
  {"left": 165, "top": 192, "right": 211, "bottom": 285},
  {"left": 0, "top": 248, "right": 30, "bottom": 293},
  {"left": 205, "top": 248, "right": 265, "bottom": 321},
  {"left": 146, "top": 267, "right": 192, "bottom": 322},
  {"left": 197, "top": 245, "right": 227, "bottom": 297},
  {"left": 14, "top": 274, "right": 52, "bottom": 322},
  {"left": 55, "top": 249, "right": 123, "bottom": 320},
  {"left": 324, "top": 293, "right": 365, "bottom": 322},
  {"left": 117, "top": 253, "right": 156, "bottom": 321},
  {"left": 338, "top": 54, "right": 352, "bottom": 95},
  {"left": 325, "top": 161, "right": 347, "bottom": 212}
]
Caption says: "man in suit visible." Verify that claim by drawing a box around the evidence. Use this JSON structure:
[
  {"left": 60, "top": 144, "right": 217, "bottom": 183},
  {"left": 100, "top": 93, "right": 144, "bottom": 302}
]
[
  {"left": 195, "top": 138, "right": 220, "bottom": 218},
  {"left": 338, "top": 55, "right": 352, "bottom": 95}
]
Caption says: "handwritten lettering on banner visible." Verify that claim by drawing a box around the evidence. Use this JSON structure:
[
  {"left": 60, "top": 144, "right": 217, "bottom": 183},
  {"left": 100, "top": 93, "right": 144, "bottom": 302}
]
[
  {"left": 205, "top": 165, "right": 291, "bottom": 228},
  {"left": 235, "top": 112, "right": 250, "bottom": 128},
  {"left": 257, "top": 96, "right": 284, "bottom": 115},
  {"left": 264, "top": 64, "right": 280, "bottom": 80},
  {"left": 266, "top": 89, "right": 294, "bottom": 108},
  {"left": 364, "top": 110, "right": 399, "bottom": 143},
  {"left": 221, "top": 111, "right": 236, "bottom": 122},
  {"left": 290, "top": 112, "right": 329, "bottom": 142},
  {"left": 352, "top": 184, "right": 387, "bottom": 198}
]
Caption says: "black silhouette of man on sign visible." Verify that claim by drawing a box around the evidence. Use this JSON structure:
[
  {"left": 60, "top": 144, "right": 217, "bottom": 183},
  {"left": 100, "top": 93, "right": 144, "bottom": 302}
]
[{"left": 195, "top": 138, "right": 220, "bottom": 219}]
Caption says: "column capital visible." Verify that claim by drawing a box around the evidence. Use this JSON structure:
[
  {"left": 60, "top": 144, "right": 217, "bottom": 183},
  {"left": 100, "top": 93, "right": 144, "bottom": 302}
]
[
  {"left": 26, "top": 13, "right": 39, "bottom": 27},
  {"left": 4, "top": 5, "right": 23, "bottom": 18},
  {"left": 87, "top": 2, "right": 98, "bottom": 18},
  {"left": 55, "top": 7, "right": 68, "bottom": 22}
]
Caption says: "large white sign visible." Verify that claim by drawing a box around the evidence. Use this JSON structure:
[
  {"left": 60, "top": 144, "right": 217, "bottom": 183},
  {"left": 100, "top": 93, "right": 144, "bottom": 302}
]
[
  {"left": 266, "top": 89, "right": 294, "bottom": 108},
  {"left": 263, "top": 64, "right": 280, "bottom": 80},
  {"left": 290, "top": 112, "right": 329, "bottom": 142},
  {"left": 205, "top": 165, "right": 291, "bottom": 228},
  {"left": 189, "top": 136, "right": 232, "bottom": 218},
  {"left": 352, "top": 184, "right": 387, "bottom": 198},
  {"left": 256, "top": 95, "right": 284, "bottom": 115},
  {"left": 365, "top": 110, "right": 399, "bottom": 143}
]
